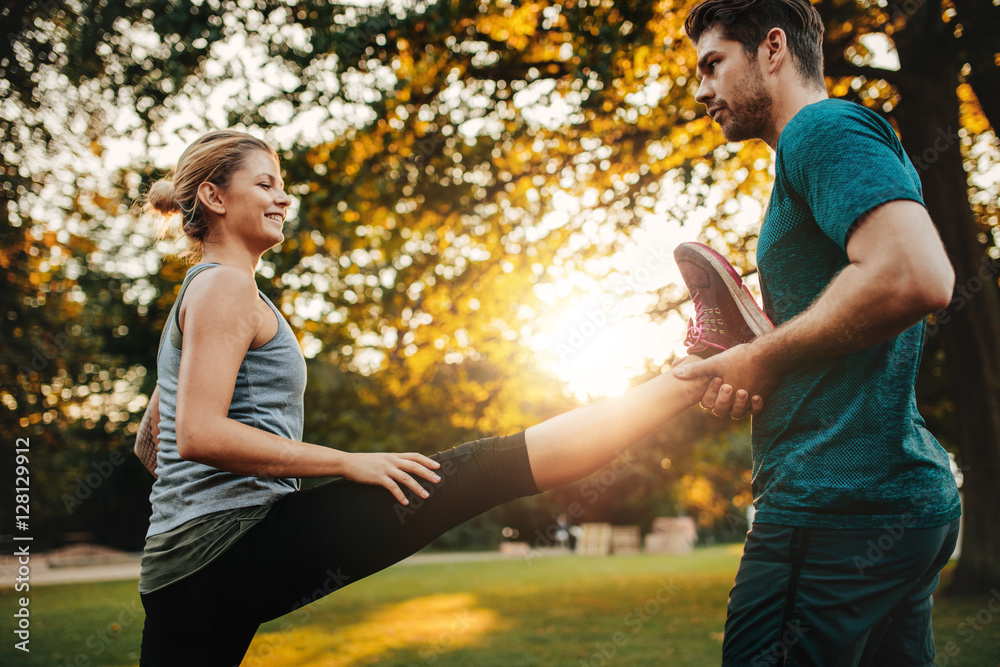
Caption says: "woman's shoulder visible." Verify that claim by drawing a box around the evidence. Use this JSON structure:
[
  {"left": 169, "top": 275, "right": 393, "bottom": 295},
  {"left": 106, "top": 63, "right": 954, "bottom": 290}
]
[
  {"left": 185, "top": 264, "right": 258, "bottom": 299},
  {"left": 179, "top": 265, "right": 261, "bottom": 328}
]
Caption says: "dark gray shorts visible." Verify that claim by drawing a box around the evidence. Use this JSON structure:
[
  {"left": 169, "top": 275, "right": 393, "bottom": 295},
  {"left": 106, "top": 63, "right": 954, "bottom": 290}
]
[{"left": 722, "top": 518, "right": 960, "bottom": 666}]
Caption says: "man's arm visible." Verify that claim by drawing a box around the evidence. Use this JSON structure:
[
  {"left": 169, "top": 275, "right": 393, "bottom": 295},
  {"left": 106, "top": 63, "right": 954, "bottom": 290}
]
[
  {"left": 675, "top": 200, "right": 954, "bottom": 417},
  {"left": 135, "top": 386, "right": 161, "bottom": 478}
]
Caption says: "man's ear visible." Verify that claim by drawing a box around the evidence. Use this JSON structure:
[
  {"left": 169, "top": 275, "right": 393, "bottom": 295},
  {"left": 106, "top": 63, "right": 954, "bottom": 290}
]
[
  {"left": 760, "top": 27, "right": 788, "bottom": 74},
  {"left": 196, "top": 182, "right": 226, "bottom": 216}
]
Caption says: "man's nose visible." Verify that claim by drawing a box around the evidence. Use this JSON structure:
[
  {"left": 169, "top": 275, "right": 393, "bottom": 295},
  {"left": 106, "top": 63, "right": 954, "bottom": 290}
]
[{"left": 695, "top": 79, "right": 713, "bottom": 107}]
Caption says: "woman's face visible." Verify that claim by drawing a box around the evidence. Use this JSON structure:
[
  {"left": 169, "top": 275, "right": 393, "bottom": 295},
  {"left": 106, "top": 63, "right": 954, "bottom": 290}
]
[{"left": 217, "top": 150, "right": 291, "bottom": 251}]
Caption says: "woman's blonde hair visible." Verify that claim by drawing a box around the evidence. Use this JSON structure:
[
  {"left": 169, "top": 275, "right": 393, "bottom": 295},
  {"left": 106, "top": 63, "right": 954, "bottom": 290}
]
[{"left": 143, "top": 130, "right": 278, "bottom": 261}]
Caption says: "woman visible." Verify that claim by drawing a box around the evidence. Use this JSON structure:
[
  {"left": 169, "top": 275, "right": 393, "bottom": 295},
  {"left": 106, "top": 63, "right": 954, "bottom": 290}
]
[{"left": 135, "top": 129, "right": 757, "bottom": 665}]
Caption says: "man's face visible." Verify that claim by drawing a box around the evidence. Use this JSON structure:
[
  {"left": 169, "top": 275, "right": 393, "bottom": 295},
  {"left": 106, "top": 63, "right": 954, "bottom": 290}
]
[{"left": 694, "top": 25, "right": 773, "bottom": 143}]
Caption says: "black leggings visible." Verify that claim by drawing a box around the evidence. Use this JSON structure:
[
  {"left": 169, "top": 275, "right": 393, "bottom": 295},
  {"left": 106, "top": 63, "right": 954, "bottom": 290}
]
[{"left": 139, "top": 432, "right": 539, "bottom": 666}]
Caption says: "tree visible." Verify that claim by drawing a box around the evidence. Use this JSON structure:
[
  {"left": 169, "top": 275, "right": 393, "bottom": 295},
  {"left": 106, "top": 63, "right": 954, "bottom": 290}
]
[
  {"left": 6, "top": 0, "right": 997, "bottom": 574},
  {"left": 5, "top": 0, "right": 766, "bottom": 545},
  {"left": 1, "top": 0, "right": 229, "bottom": 545},
  {"left": 270, "top": 0, "right": 1000, "bottom": 586}
]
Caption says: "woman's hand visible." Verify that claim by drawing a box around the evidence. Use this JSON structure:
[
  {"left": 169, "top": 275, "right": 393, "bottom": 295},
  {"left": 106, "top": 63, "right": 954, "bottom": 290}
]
[
  {"left": 135, "top": 386, "right": 162, "bottom": 478},
  {"left": 341, "top": 452, "right": 442, "bottom": 505}
]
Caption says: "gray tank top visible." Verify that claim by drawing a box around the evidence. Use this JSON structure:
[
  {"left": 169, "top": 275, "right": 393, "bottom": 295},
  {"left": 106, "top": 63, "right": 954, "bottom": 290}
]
[{"left": 146, "top": 263, "right": 305, "bottom": 538}]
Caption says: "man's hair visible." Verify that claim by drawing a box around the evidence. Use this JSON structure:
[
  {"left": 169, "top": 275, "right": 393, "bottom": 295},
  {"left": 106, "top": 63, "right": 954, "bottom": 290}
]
[{"left": 684, "top": 0, "right": 825, "bottom": 86}]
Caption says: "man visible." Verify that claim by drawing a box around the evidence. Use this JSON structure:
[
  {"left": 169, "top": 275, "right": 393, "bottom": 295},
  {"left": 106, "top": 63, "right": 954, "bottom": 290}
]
[{"left": 672, "top": 0, "right": 962, "bottom": 663}]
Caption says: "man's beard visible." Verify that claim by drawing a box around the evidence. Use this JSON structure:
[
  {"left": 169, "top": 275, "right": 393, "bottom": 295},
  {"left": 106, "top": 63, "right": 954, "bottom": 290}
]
[{"left": 720, "top": 63, "right": 773, "bottom": 142}]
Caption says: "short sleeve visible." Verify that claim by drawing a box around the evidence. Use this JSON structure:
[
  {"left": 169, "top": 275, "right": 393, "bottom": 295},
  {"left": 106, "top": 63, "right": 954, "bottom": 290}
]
[{"left": 776, "top": 101, "right": 924, "bottom": 250}]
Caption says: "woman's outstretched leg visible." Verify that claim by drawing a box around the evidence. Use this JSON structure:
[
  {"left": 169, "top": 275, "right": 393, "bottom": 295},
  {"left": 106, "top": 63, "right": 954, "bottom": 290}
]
[
  {"left": 525, "top": 359, "right": 712, "bottom": 491},
  {"left": 157, "top": 361, "right": 718, "bottom": 664}
]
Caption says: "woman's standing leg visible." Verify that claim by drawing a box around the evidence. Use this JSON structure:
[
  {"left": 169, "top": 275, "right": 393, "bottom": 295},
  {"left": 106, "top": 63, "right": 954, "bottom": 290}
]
[{"left": 140, "top": 575, "right": 262, "bottom": 666}]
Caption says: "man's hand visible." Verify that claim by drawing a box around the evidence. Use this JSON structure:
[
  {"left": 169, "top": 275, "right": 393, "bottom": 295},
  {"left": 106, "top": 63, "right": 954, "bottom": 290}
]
[{"left": 673, "top": 343, "right": 774, "bottom": 419}]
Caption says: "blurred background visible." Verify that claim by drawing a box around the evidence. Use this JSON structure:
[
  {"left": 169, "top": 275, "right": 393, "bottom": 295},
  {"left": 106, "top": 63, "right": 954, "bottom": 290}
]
[{"left": 1, "top": 0, "right": 997, "bottom": 595}]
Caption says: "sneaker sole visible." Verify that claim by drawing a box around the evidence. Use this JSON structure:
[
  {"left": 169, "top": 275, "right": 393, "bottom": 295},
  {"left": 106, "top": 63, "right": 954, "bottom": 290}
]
[{"left": 674, "top": 242, "right": 774, "bottom": 338}]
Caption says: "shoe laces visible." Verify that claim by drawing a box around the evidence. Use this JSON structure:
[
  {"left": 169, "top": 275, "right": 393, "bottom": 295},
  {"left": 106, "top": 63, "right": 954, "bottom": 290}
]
[{"left": 684, "top": 297, "right": 723, "bottom": 348}]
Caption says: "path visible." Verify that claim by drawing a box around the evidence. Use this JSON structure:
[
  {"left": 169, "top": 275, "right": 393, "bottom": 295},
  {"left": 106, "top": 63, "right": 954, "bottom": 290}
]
[{"left": 0, "top": 546, "right": 570, "bottom": 589}]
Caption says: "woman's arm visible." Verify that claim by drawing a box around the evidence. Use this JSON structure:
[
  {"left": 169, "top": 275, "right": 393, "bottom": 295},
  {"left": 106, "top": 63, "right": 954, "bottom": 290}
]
[
  {"left": 135, "top": 386, "right": 161, "bottom": 478},
  {"left": 174, "top": 266, "right": 440, "bottom": 505}
]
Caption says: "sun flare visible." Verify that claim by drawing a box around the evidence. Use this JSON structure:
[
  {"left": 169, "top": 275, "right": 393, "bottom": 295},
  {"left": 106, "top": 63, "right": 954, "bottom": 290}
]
[
  {"left": 529, "top": 220, "right": 700, "bottom": 402},
  {"left": 527, "top": 191, "right": 769, "bottom": 402}
]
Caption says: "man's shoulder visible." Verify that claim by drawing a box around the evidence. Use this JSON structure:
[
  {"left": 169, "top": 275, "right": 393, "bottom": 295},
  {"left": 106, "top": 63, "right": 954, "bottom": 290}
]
[
  {"left": 789, "top": 98, "right": 877, "bottom": 125},
  {"left": 782, "top": 99, "right": 893, "bottom": 147},
  {"left": 777, "top": 100, "right": 904, "bottom": 182}
]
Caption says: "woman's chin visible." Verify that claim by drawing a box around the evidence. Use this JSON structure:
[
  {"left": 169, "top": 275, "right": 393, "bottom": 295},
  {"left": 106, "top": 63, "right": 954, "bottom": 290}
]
[{"left": 262, "top": 231, "right": 286, "bottom": 250}]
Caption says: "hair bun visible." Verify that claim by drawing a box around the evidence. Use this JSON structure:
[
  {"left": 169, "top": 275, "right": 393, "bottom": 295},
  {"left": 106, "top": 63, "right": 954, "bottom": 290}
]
[
  {"left": 139, "top": 131, "right": 276, "bottom": 262},
  {"left": 145, "top": 179, "right": 182, "bottom": 216}
]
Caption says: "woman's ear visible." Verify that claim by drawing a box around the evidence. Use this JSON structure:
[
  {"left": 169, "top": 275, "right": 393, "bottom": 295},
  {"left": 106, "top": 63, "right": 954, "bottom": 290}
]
[{"left": 196, "top": 182, "right": 226, "bottom": 216}]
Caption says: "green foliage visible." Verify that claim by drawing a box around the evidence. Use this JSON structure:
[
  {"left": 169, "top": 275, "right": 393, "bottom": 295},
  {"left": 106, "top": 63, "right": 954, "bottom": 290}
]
[
  {"left": 427, "top": 512, "right": 505, "bottom": 551},
  {"left": 678, "top": 421, "right": 752, "bottom": 540},
  {"left": 3, "top": 0, "right": 998, "bottom": 558}
]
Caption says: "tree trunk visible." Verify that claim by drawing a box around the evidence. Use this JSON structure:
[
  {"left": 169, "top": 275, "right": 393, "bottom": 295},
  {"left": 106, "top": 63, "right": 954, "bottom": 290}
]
[
  {"left": 950, "top": 0, "right": 1000, "bottom": 127},
  {"left": 892, "top": 1, "right": 1000, "bottom": 595}
]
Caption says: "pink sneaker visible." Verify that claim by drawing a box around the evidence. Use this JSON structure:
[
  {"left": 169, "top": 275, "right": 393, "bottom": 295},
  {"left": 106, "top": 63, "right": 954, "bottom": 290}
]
[{"left": 673, "top": 242, "right": 774, "bottom": 357}]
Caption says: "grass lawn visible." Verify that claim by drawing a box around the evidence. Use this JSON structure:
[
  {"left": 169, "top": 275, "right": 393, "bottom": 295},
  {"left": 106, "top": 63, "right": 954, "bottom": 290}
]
[{"left": 2, "top": 545, "right": 998, "bottom": 666}]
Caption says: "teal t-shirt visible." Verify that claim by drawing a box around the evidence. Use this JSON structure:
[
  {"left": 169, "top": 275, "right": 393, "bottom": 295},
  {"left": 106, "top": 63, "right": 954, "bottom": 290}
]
[{"left": 754, "top": 99, "right": 960, "bottom": 530}]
